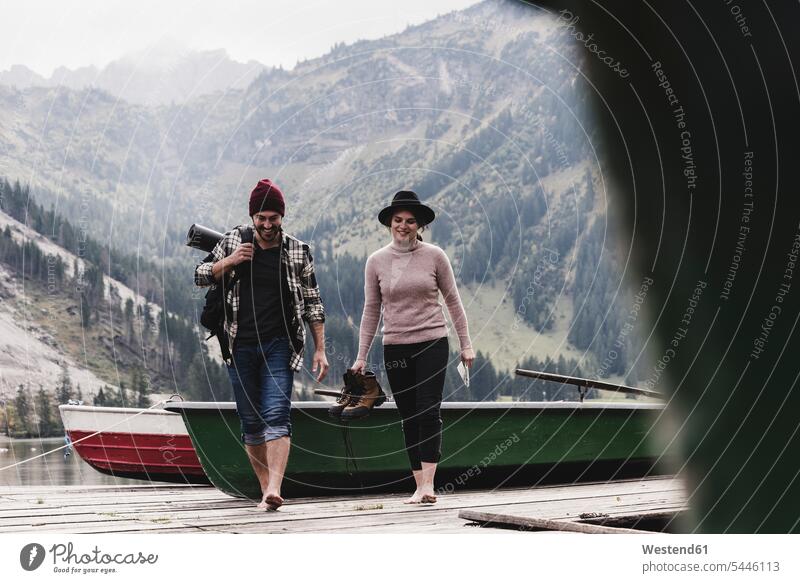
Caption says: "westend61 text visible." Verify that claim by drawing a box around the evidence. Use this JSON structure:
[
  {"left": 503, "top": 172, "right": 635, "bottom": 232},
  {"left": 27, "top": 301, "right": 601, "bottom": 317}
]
[{"left": 642, "top": 544, "right": 708, "bottom": 555}]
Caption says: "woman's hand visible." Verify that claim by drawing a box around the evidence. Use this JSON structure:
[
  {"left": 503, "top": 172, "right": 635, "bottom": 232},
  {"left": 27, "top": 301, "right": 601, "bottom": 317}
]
[
  {"left": 350, "top": 358, "right": 367, "bottom": 375},
  {"left": 461, "top": 347, "right": 475, "bottom": 368}
]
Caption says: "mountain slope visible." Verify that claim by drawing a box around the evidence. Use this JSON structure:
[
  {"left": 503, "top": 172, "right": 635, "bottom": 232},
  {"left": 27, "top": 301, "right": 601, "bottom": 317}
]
[
  {"left": 0, "top": 40, "right": 266, "bottom": 106},
  {"left": 0, "top": 0, "right": 650, "bottom": 384}
]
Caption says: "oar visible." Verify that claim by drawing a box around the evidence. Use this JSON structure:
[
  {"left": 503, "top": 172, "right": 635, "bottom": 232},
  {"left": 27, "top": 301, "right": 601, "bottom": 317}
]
[
  {"left": 514, "top": 369, "right": 664, "bottom": 401},
  {"left": 313, "top": 389, "right": 343, "bottom": 398}
]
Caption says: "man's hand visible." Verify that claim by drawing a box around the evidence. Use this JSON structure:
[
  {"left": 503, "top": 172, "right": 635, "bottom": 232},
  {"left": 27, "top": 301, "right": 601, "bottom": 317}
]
[
  {"left": 212, "top": 242, "right": 253, "bottom": 282},
  {"left": 229, "top": 242, "right": 254, "bottom": 265},
  {"left": 312, "top": 349, "right": 329, "bottom": 382}
]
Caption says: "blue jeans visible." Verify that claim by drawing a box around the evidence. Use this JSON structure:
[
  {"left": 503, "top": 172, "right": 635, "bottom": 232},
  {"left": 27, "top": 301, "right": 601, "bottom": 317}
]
[{"left": 227, "top": 336, "right": 294, "bottom": 445}]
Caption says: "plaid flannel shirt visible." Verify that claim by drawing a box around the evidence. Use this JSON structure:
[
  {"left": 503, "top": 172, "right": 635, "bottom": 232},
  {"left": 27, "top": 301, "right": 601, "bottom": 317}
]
[{"left": 194, "top": 226, "right": 325, "bottom": 371}]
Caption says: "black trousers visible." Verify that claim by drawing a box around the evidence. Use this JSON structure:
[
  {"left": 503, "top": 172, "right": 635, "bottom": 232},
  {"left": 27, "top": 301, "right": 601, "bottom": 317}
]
[{"left": 383, "top": 336, "right": 449, "bottom": 471}]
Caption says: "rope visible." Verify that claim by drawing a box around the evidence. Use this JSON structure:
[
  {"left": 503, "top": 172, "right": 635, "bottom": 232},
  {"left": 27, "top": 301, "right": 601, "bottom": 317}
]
[
  {"left": 0, "top": 399, "right": 170, "bottom": 473},
  {"left": 340, "top": 423, "right": 364, "bottom": 489}
]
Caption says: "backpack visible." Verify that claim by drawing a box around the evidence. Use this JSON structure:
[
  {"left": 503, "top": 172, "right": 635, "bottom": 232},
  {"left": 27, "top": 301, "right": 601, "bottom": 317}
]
[{"left": 200, "top": 226, "right": 253, "bottom": 361}]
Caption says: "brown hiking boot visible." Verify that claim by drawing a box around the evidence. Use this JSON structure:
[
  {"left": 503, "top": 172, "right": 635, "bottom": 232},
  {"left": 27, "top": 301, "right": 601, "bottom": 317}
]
[
  {"left": 340, "top": 371, "right": 386, "bottom": 420},
  {"left": 327, "top": 370, "right": 360, "bottom": 419}
]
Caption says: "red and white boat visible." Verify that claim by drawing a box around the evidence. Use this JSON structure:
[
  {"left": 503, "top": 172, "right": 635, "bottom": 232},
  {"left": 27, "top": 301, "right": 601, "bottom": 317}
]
[{"left": 59, "top": 404, "right": 209, "bottom": 484}]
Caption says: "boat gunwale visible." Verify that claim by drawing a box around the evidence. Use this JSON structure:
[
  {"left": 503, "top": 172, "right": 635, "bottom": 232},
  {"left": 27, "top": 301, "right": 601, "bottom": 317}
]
[
  {"left": 59, "top": 404, "right": 177, "bottom": 416},
  {"left": 164, "top": 400, "right": 664, "bottom": 412}
]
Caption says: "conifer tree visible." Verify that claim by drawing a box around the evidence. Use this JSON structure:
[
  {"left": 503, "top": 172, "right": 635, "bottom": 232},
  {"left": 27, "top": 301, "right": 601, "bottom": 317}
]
[
  {"left": 14, "top": 384, "right": 32, "bottom": 437},
  {"left": 35, "top": 385, "right": 50, "bottom": 436},
  {"left": 93, "top": 387, "right": 107, "bottom": 406},
  {"left": 56, "top": 364, "right": 73, "bottom": 404}
]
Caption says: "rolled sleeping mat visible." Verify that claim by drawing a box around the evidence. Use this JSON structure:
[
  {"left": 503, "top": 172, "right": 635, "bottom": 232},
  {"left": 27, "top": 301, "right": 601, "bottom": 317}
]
[{"left": 186, "top": 224, "right": 224, "bottom": 253}]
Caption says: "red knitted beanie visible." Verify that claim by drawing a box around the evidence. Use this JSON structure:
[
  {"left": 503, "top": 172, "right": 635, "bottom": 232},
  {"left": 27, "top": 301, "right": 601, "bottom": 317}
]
[{"left": 249, "top": 179, "right": 285, "bottom": 217}]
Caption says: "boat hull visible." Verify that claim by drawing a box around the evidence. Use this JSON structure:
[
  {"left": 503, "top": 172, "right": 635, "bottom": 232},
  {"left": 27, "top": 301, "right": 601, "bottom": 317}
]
[
  {"left": 165, "top": 401, "right": 670, "bottom": 499},
  {"left": 59, "top": 405, "right": 210, "bottom": 484}
]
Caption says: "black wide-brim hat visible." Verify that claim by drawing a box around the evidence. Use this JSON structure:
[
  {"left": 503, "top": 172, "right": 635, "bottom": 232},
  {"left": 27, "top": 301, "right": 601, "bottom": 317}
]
[{"left": 378, "top": 190, "right": 436, "bottom": 227}]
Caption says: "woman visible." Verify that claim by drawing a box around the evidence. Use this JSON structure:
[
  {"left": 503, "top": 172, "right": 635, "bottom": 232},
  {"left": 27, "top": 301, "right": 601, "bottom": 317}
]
[{"left": 351, "top": 190, "right": 475, "bottom": 504}]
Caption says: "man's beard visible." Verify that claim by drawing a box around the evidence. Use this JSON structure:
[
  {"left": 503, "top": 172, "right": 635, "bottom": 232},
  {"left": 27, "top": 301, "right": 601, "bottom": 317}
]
[{"left": 259, "top": 225, "right": 281, "bottom": 241}]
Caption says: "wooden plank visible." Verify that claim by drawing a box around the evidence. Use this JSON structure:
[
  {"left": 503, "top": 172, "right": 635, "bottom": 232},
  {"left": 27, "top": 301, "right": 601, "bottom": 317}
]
[
  {"left": 0, "top": 494, "right": 213, "bottom": 507},
  {"left": 106, "top": 491, "right": 684, "bottom": 534},
  {"left": 579, "top": 508, "right": 688, "bottom": 527},
  {"left": 0, "top": 500, "right": 248, "bottom": 519},
  {"left": 0, "top": 476, "right": 684, "bottom": 534},
  {"left": 0, "top": 476, "right": 682, "bottom": 515},
  {"left": 227, "top": 509, "right": 464, "bottom": 534},
  {"left": 2, "top": 495, "right": 535, "bottom": 533},
  {"left": 0, "top": 484, "right": 204, "bottom": 495},
  {"left": 79, "top": 501, "right": 450, "bottom": 532},
  {"left": 0, "top": 494, "right": 684, "bottom": 532},
  {"left": 120, "top": 527, "right": 224, "bottom": 534},
  {"left": 186, "top": 498, "right": 682, "bottom": 531},
  {"left": 0, "top": 520, "right": 194, "bottom": 534},
  {"left": 459, "top": 510, "right": 656, "bottom": 534},
  {"left": 463, "top": 494, "right": 685, "bottom": 523},
  {"left": 0, "top": 490, "right": 227, "bottom": 507},
  {"left": 0, "top": 476, "right": 682, "bottom": 518},
  {"left": 47, "top": 486, "right": 683, "bottom": 527},
  {"left": 0, "top": 474, "right": 679, "bottom": 499},
  {"left": 0, "top": 495, "right": 681, "bottom": 524},
  {"left": 0, "top": 485, "right": 214, "bottom": 496}
]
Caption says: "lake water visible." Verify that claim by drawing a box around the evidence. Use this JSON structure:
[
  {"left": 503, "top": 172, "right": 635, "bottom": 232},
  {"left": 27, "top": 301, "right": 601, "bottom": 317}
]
[{"left": 0, "top": 436, "right": 141, "bottom": 488}]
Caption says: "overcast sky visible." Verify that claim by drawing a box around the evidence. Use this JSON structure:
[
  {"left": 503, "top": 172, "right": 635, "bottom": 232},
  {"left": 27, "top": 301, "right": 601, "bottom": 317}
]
[{"left": 0, "top": 0, "right": 482, "bottom": 76}]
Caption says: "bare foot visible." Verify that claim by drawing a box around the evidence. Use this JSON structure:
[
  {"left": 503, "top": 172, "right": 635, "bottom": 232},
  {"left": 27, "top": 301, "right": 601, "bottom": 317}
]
[
  {"left": 417, "top": 486, "right": 437, "bottom": 504},
  {"left": 404, "top": 490, "right": 424, "bottom": 504},
  {"left": 264, "top": 492, "right": 284, "bottom": 510}
]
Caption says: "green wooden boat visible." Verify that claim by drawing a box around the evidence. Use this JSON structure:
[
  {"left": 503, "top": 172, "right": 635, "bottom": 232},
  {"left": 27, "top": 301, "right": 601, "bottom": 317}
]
[{"left": 164, "top": 400, "right": 670, "bottom": 499}]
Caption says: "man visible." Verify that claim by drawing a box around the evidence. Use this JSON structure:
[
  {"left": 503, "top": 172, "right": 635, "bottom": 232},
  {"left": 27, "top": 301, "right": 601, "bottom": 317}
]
[{"left": 194, "top": 178, "right": 329, "bottom": 510}]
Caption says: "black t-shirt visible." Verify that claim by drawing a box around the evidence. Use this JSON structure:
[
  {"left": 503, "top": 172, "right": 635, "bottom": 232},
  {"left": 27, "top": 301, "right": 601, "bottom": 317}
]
[{"left": 235, "top": 244, "right": 293, "bottom": 345}]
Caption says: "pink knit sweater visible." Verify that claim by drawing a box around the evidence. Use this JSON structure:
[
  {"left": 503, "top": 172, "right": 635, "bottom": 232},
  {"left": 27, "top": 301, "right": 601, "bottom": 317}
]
[{"left": 357, "top": 239, "right": 472, "bottom": 360}]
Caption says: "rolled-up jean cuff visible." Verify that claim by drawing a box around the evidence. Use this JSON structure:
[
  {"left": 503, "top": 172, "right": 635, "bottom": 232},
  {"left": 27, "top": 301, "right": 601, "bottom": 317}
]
[
  {"left": 265, "top": 425, "right": 291, "bottom": 441},
  {"left": 241, "top": 431, "right": 267, "bottom": 446},
  {"left": 241, "top": 426, "right": 291, "bottom": 446}
]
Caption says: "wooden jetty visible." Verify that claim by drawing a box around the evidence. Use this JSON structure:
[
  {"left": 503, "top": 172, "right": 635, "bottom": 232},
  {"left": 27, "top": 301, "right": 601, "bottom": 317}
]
[{"left": 0, "top": 476, "right": 685, "bottom": 534}]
